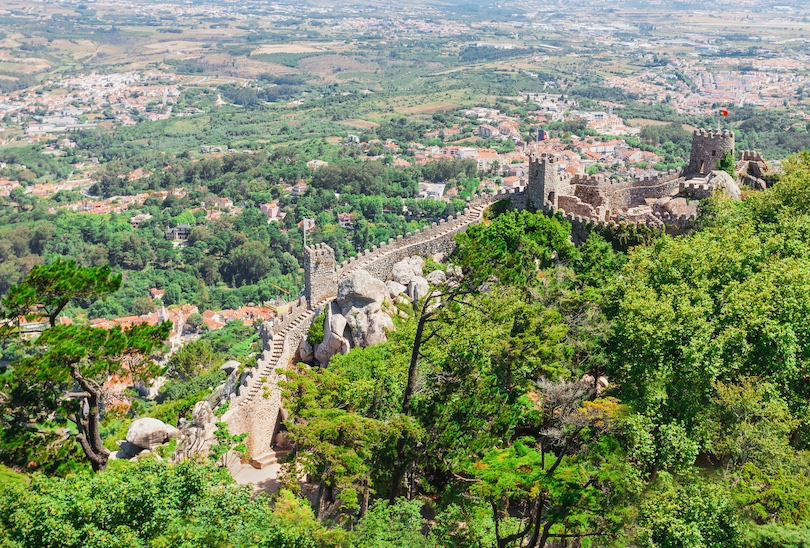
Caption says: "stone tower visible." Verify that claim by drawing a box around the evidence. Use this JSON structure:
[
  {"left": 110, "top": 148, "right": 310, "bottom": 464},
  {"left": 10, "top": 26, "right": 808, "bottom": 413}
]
[
  {"left": 686, "top": 129, "right": 735, "bottom": 176},
  {"left": 528, "top": 153, "right": 564, "bottom": 210},
  {"left": 303, "top": 243, "right": 337, "bottom": 309}
]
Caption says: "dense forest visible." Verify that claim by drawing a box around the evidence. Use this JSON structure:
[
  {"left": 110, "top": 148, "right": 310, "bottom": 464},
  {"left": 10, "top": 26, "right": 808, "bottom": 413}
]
[{"left": 2, "top": 152, "right": 810, "bottom": 546}]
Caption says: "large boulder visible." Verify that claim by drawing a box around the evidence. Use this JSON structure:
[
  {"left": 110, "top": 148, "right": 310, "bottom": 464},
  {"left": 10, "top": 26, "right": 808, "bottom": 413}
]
[
  {"left": 333, "top": 269, "right": 396, "bottom": 349},
  {"left": 337, "top": 270, "right": 388, "bottom": 308},
  {"left": 297, "top": 338, "right": 314, "bottom": 363},
  {"left": 408, "top": 277, "right": 430, "bottom": 303},
  {"left": 315, "top": 306, "right": 351, "bottom": 364},
  {"left": 344, "top": 307, "right": 394, "bottom": 347},
  {"left": 708, "top": 170, "right": 741, "bottom": 201},
  {"left": 656, "top": 196, "right": 697, "bottom": 217},
  {"left": 221, "top": 360, "right": 240, "bottom": 375},
  {"left": 126, "top": 418, "right": 179, "bottom": 450},
  {"left": 387, "top": 280, "right": 407, "bottom": 298},
  {"left": 391, "top": 260, "right": 415, "bottom": 286},
  {"left": 425, "top": 269, "right": 446, "bottom": 285},
  {"left": 408, "top": 256, "right": 425, "bottom": 277},
  {"left": 112, "top": 439, "right": 143, "bottom": 459}
]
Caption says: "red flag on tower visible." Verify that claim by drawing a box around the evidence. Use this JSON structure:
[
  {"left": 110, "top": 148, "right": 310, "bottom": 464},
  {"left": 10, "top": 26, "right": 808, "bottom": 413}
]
[{"left": 720, "top": 108, "right": 729, "bottom": 117}]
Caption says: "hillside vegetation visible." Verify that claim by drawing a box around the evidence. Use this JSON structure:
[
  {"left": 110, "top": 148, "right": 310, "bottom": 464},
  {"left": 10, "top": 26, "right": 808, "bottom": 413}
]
[{"left": 2, "top": 154, "right": 810, "bottom": 546}]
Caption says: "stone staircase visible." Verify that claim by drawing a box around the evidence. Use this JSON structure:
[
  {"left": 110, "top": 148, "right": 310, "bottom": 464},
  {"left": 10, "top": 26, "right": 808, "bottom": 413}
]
[
  {"left": 238, "top": 308, "right": 317, "bottom": 407},
  {"left": 249, "top": 448, "right": 290, "bottom": 469}
]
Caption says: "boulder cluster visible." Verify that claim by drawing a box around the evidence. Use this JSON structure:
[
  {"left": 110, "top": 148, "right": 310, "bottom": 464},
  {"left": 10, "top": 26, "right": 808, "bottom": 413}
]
[
  {"left": 111, "top": 401, "right": 221, "bottom": 462},
  {"left": 299, "top": 256, "right": 448, "bottom": 365}
]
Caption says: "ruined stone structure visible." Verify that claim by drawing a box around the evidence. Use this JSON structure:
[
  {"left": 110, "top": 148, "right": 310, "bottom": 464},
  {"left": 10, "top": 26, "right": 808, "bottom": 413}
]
[
  {"left": 686, "top": 129, "right": 735, "bottom": 175},
  {"left": 224, "top": 128, "right": 768, "bottom": 463},
  {"left": 525, "top": 129, "right": 761, "bottom": 232},
  {"left": 736, "top": 150, "right": 771, "bottom": 191},
  {"left": 304, "top": 243, "right": 338, "bottom": 306}
]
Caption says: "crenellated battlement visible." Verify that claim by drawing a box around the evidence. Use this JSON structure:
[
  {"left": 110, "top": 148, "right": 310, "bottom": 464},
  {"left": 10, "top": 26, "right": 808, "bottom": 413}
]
[
  {"left": 306, "top": 242, "right": 336, "bottom": 259},
  {"left": 739, "top": 149, "right": 764, "bottom": 162},
  {"left": 693, "top": 129, "right": 733, "bottom": 139}
]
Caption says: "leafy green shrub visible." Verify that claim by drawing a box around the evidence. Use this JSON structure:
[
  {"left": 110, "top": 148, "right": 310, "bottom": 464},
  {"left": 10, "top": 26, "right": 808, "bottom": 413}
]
[
  {"left": 0, "top": 460, "right": 324, "bottom": 548},
  {"left": 307, "top": 311, "right": 326, "bottom": 346},
  {"left": 746, "top": 525, "right": 810, "bottom": 548},
  {"left": 100, "top": 419, "right": 132, "bottom": 452},
  {"left": 202, "top": 321, "right": 259, "bottom": 360},
  {"left": 160, "top": 368, "right": 225, "bottom": 402}
]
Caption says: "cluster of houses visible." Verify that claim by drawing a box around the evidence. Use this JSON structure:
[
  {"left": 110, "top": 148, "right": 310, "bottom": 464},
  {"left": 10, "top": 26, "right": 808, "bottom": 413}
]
[{"left": 84, "top": 290, "right": 285, "bottom": 351}]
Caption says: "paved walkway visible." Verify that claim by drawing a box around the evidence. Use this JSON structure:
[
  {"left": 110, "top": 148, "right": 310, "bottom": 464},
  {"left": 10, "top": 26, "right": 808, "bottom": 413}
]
[{"left": 232, "top": 462, "right": 282, "bottom": 496}]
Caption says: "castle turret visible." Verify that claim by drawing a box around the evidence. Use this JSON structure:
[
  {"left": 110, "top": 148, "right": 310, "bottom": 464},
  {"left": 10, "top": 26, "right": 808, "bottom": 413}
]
[
  {"left": 303, "top": 243, "right": 337, "bottom": 308},
  {"left": 528, "top": 153, "right": 564, "bottom": 210},
  {"left": 686, "top": 129, "right": 734, "bottom": 176}
]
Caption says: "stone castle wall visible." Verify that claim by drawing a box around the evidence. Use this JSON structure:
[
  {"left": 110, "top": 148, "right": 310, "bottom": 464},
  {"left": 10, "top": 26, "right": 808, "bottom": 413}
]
[
  {"left": 224, "top": 186, "right": 525, "bottom": 455},
  {"left": 300, "top": 187, "right": 525, "bottom": 290}
]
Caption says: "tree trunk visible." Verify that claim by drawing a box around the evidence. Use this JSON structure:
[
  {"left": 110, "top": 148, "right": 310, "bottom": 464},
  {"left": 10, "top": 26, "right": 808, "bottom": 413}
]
[
  {"left": 537, "top": 521, "right": 554, "bottom": 548},
  {"left": 72, "top": 366, "right": 110, "bottom": 472},
  {"left": 402, "top": 299, "right": 431, "bottom": 416},
  {"left": 359, "top": 478, "right": 370, "bottom": 519},
  {"left": 526, "top": 496, "right": 545, "bottom": 548},
  {"left": 389, "top": 299, "right": 432, "bottom": 502}
]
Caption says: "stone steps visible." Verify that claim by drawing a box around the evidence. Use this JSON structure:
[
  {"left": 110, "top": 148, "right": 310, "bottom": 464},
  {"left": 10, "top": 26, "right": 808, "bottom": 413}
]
[
  {"left": 239, "top": 309, "right": 316, "bottom": 406},
  {"left": 249, "top": 448, "right": 289, "bottom": 469}
]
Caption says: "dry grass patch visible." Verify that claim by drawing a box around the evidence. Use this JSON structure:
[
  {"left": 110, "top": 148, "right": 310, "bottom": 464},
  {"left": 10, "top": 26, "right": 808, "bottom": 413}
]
[
  {"left": 396, "top": 102, "right": 459, "bottom": 115},
  {"left": 143, "top": 41, "right": 204, "bottom": 53},
  {"left": 627, "top": 118, "right": 672, "bottom": 128},
  {"left": 340, "top": 119, "right": 380, "bottom": 130}
]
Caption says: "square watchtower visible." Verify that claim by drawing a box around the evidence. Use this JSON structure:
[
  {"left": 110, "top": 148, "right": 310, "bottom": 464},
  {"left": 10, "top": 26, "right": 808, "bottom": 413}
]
[{"left": 304, "top": 243, "right": 337, "bottom": 308}]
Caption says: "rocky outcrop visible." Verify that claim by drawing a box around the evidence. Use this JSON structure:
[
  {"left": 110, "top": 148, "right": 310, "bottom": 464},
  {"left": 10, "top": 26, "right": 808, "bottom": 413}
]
[
  {"left": 338, "top": 271, "right": 393, "bottom": 350},
  {"left": 408, "top": 276, "right": 430, "bottom": 303},
  {"left": 314, "top": 306, "right": 351, "bottom": 364},
  {"left": 407, "top": 256, "right": 425, "bottom": 277},
  {"left": 111, "top": 417, "right": 180, "bottom": 460},
  {"left": 707, "top": 170, "right": 741, "bottom": 200},
  {"left": 426, "top": 270, "right": 446, "bottom": 285},
  {"left": 173, "top": 401, "right": 219, "bottom": 461},
  {"left": 126, "top": 418, "right": 179, "bottom": 451},
  {"left": 392, "top": 262, "right": 415, "bottom": 286},
  {"left": 338, "top": 269, "right": 389, "bottom": 306},
  {"left": 311, "top": 269, "right": 396, "bottom": 364},
  {"left": 297, "top": 339, "right": 314, "bottom": 363},
  {"left": 221, "top": 360, "right": 240, "bottom": 375},
  {"left": 387, "top": 280, "right": 407, "bottom": 298}
]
